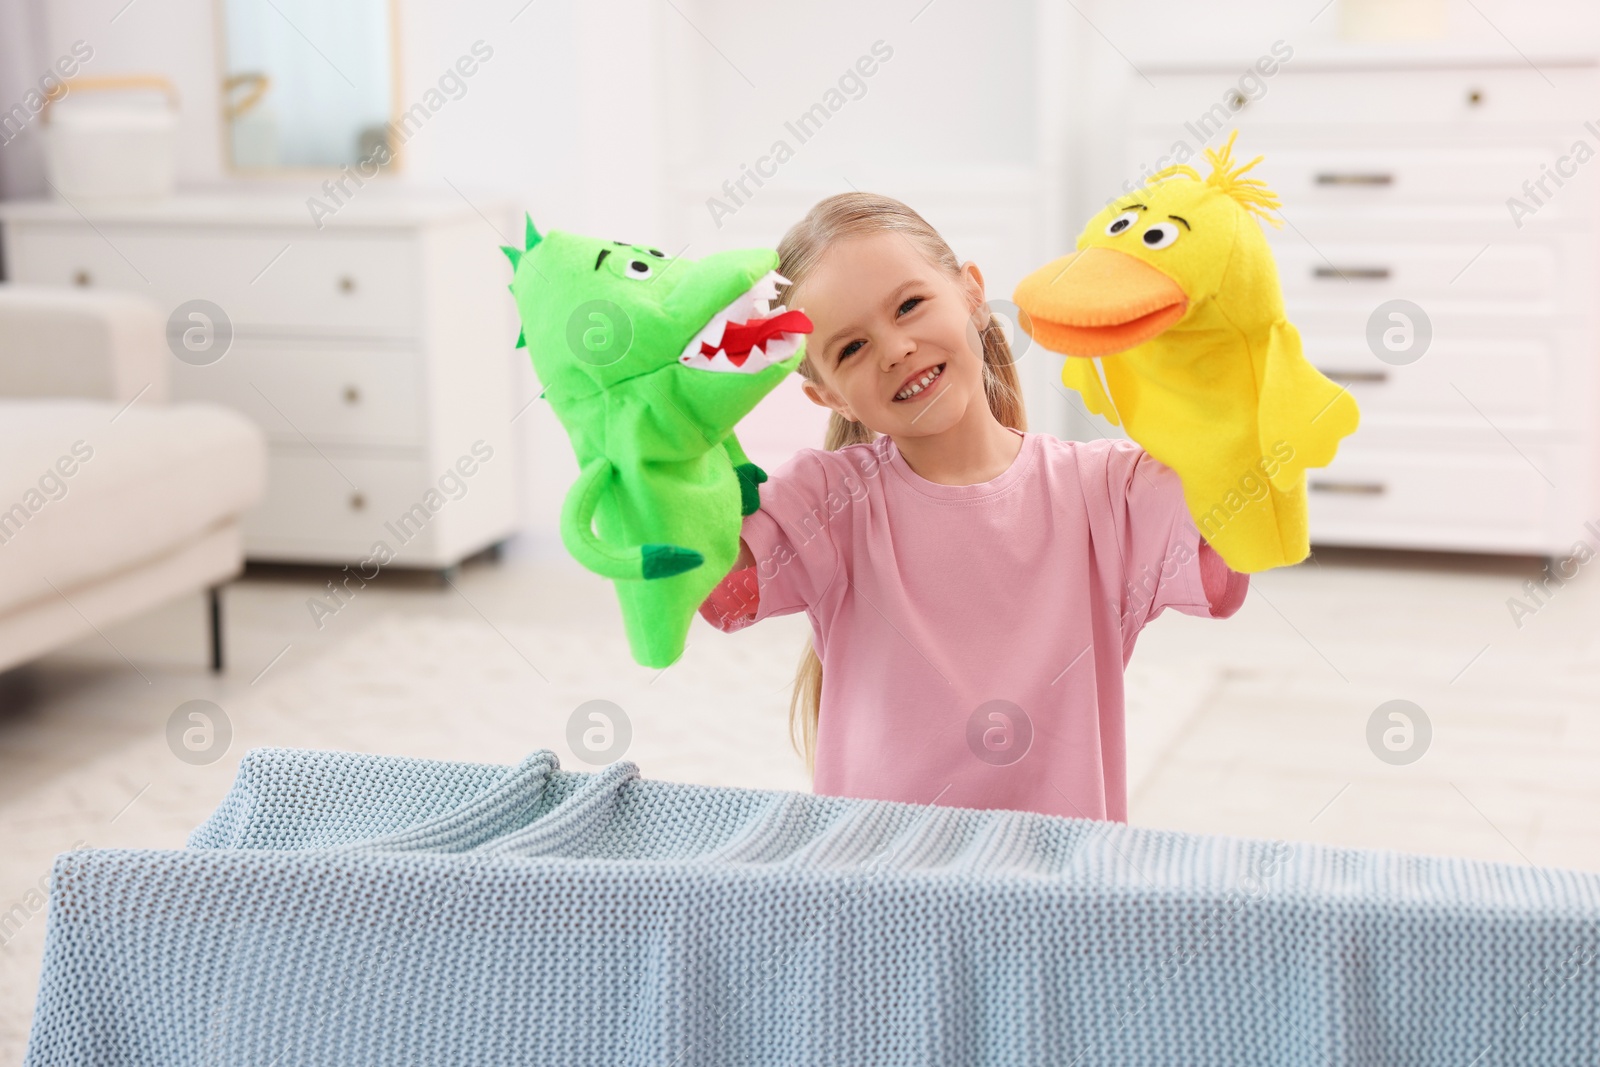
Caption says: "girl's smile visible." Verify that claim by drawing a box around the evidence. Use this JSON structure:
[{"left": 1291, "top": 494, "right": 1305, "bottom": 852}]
[{"left": 891, "top": 362, "right": 946, "bottom": 402}]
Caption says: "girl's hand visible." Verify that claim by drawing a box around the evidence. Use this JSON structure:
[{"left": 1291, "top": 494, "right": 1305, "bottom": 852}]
[{"left": 699, "top": 537, "right": 760, "bottom": 630}]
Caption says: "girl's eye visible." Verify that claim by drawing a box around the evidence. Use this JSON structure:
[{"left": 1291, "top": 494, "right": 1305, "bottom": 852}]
[{"left": 836, "top": 297, "right": 923, "bottom": 361}]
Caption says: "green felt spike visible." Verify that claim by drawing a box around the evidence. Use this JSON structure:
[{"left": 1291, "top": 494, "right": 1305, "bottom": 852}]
[
  {"left": 515, "top": 328, "right": 525, "bottom": 348},
  {"left": 524, "top": 213, "right": 542, "bottom": 251},
  {"left": 641, "top": 544, "right": 703, "bottom": 579},
  {"left": 500, "top": 245, "right": 521, "bottom": 269},
  {"left": 733, "top": 462, "right": 766, "bottom": 516}
]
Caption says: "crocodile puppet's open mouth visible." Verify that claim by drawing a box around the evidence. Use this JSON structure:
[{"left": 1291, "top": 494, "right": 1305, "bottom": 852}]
[{"left": 678, "top": 270, "right": 814, "bottom": 373}]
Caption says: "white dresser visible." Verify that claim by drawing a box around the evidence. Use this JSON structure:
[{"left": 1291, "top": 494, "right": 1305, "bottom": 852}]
[
  {"left": 1116, "top": 61, "right": 1600, "bottom": 561},
  {"left": 0, "top": 192, "right": 520, "bottom": 571}
]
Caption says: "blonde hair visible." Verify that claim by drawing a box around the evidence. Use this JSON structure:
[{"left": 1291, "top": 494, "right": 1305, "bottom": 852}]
[{"left": 772, "top": 191, "right": 1028, "bottom": 775}]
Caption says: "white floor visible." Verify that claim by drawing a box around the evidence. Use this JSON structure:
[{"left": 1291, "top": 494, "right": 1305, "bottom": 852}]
[{"left": 2, "top": 541, "right": 1598, "bottom": 1060}]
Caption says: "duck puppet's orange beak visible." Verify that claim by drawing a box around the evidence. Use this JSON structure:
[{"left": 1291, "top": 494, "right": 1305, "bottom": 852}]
[{"left": 1013, "top": 246, "right": 1189, "bottom": 358}]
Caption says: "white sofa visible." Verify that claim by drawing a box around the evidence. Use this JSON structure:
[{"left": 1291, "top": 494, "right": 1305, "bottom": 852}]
[{"left": 0, "top": 284, "right": 266, "bottom": 674}]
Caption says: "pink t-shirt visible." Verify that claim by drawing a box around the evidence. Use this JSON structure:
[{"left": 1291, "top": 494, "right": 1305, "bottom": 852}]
[{"left": 698, "top": 427, "right": 1248, "bottom": 823}]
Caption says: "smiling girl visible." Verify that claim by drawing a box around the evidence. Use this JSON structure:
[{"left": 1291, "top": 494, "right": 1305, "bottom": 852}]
[{"left": 698, "top": 192, "right": 1248, "bottom": 822}]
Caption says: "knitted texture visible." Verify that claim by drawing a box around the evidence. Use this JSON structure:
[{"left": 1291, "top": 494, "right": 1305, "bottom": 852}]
[{"left": 25, "top": 746, "right": 1600, "bottom": 1066}]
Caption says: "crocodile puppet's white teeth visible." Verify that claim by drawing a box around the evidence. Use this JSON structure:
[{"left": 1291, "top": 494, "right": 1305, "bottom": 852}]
[
  {"left": 758, "top": 274, "right": 792, "bottom": 318},
  {"left": 750, "top": 275, "right": 785, "bottom": 317},
  {"left": 678, "top": 270, "right": 807, "bottom": 374}
]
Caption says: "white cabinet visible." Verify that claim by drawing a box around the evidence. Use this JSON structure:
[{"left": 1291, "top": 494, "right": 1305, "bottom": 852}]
[
  {"left": 0, "top": 193, "right": 520, "bottom": 569},
  {"left": 1119, "top": 62, "right": 1600, "bottom": 559}
]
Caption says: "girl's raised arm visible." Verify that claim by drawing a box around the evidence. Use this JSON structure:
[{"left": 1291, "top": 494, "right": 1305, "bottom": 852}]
[{"left": 698, "top": 448, "right": 846, "bottom": 633}]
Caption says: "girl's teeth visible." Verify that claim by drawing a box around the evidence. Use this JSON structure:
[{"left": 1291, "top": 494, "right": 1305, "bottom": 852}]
[{"left": 896, "top": 364, "right": 944, "bottom": 400}]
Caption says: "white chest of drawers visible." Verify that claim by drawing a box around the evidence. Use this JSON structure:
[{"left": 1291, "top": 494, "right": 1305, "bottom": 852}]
[
  {"left": 1115, "top": 61, "right": 1600, "bottom": 561},
  {"left": 0, "top": 192, "right": 520, "bottom": 569}
]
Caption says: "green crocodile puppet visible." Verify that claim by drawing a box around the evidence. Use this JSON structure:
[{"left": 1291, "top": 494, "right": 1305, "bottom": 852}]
[{"left": 503, "top": 217, "right": 812, "bottom": 668}]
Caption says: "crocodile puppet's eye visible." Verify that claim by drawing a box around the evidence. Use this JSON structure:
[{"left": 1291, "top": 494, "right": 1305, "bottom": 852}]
[
  {"left": 647, "top": 248, "right": 666, "bottom": 258},
  {"left": 1106, "top": 211, "right": 1139, "bottom": 236},
  {"left": 625, "top": 259, "right": 653, "bottom": 279}
]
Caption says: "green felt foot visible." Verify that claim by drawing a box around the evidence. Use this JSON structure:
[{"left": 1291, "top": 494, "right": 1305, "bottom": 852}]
[
  {"left": 734, "top": 462, "right": 768, "bottom": 516},
  {"left": 641, "top": 543, "right": 704, "bottom": 579}
]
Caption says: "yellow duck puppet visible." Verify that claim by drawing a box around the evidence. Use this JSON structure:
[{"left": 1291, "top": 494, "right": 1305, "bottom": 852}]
[{"left": 1013, "top": 130, "right": 1360, "bottom": 573}]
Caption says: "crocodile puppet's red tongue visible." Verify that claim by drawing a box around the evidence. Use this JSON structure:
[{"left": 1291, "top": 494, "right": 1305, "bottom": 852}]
[{"left": 699, "top": 308, "right": 814, "bottom": 367}]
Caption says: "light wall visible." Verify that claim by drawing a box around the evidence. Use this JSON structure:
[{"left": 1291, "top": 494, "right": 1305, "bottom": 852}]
[
  {"left": 10, "top": 0, "right": 1083, "bottom": 558},
  {"left": 11, "top": 0, "right": 1598, "bottom": 557}
]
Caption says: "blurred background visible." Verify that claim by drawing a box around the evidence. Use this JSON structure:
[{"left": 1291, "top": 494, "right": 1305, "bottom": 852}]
[{"left": 1, "top": 0, "right": 1599, "bottom": 1054}]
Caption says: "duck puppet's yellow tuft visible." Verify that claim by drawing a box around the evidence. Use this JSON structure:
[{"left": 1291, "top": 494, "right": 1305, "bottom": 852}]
[{"left": 1013, "top": 130, "right": 1360, "bottom": 573}]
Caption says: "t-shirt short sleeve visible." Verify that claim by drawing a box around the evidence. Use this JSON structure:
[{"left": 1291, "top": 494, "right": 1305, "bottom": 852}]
[
  {"left": 1102, "top": 439, "right": 1248, "bottom": 641},
  {"left": 716, "top": 448, "right": 846, "bottom": 631}
]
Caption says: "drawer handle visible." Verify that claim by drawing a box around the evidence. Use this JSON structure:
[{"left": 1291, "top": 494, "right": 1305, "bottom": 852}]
[
  {"left": 1317, "top": 368, "right": 1389, "bottom": 384},
  {"left": 1315, "top": 266, "right": 1390, "bottom": 280},
  {"left": 1467, "top": 87, "right": 1484, "bottom": 107},
  {"left": 1314, "top": 172, "right": 1394, "bottom": 186},
  {"left": 338, "top": 275, "right": 357, "bottom": 294},
  {"left": 73, "top": 269, "right": 91, "bottom": 287},
  {"left": 349, "top": 491, "right": 367, "bottom": 511},
  {"left": 1309, "top": 480, "right": 1386, "bottom": 496},
  {"left": 343, "top": 384, "right": 361, "bottom": 405}
]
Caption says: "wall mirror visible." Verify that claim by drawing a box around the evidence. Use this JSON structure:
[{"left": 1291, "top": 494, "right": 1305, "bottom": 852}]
[{"left": 216, "top": 0, "right": 401, "bottom": 173}]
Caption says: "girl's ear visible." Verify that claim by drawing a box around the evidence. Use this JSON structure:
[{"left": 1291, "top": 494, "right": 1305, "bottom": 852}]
[
  {"left": 801, "top": 375, "right": 854, "bottom": 422},
  {"left": 961, "top": 261, "right": 994, "bottom": 358},
  {"left": 960, "top": 260, "right": 987, "bottom": 313}
]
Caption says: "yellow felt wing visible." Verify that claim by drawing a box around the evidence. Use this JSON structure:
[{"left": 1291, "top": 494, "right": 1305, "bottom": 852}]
[
  {"left": 1257, "top": 319, "right": 1360, "bottom": 491},
  {"left": 1061, "top": 356, "right": 1121, "bottom": 427}
]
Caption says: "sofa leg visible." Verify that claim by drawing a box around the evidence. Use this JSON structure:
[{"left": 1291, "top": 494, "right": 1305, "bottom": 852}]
[{"left": 208, "top": 586, "right": 224, "bottom": 673}]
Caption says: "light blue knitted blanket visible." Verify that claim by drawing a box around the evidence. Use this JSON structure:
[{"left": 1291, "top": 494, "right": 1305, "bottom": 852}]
[{"left": 24, "top": 746, "right": 1600, "bottom": 1065}]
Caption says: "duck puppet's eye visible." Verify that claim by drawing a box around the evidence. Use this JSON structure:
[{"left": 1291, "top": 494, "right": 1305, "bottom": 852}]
[
  {"left": 1141, "top": 222, "right": 1181, "bottom": 250},
  {"left": 1105, "top": 211, "right": 1139, "bottom": 236}
]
